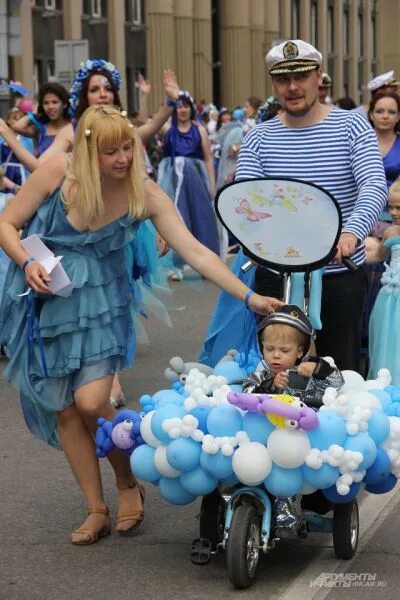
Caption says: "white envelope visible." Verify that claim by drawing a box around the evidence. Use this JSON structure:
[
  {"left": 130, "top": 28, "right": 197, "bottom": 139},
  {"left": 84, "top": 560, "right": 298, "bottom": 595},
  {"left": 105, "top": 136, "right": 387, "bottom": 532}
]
[{"left": 20, "top": 234, "right": 74, "bottom": 297}]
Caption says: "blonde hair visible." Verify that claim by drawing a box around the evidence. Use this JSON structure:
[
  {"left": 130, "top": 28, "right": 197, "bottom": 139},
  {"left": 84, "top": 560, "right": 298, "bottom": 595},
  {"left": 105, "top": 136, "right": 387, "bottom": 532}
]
[
  {"left": 67, "top": 105, "right": 145, "bottom": 229},
  {"left": 389, "top": 177, "right": 400, "bottom": 197},
  {"left": 262, "top": 323, "right": 306, "bottom": 349}
]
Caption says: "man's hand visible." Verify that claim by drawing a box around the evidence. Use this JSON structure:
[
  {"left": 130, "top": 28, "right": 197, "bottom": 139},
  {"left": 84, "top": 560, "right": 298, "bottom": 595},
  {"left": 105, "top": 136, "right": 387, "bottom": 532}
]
[
  {"left": 163, "top": 69, "right": 180, "bottom": 101},
  {"left": 247, "top": 293, "right": 284, "bottom": 315},
  {"left": 274, "top": 371, "right": 289, "bottom": 389},
  {"left": 334, "top": 232, "right": 358, "bottom": 263}
]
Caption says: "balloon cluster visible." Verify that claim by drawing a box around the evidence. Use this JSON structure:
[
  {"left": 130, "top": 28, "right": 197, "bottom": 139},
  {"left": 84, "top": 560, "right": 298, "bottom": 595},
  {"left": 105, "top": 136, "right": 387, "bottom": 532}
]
[{"left": 97, "top": 354, "right": 400, "bottom": 506}]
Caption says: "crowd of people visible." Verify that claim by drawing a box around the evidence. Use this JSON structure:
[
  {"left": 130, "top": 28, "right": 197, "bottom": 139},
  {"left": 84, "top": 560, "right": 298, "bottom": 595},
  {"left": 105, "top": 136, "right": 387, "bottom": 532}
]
[{"left": 0, "top": 38, "right": 400, "bottom": 544}]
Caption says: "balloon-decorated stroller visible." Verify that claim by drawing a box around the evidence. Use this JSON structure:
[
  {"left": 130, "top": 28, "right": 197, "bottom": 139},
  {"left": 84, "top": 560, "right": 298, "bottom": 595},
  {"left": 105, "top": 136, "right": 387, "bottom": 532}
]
[
  {"left": 190, "top": 177, "right": 360, "bottom": 587},
  {"left": 96, "top": 178, "right": 399, "bottom": 590}
]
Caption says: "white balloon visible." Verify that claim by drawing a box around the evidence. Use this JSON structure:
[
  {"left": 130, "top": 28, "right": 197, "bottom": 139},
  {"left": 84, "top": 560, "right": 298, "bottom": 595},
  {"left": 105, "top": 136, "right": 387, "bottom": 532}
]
[
  {"left": 341, "top": 370, "right": 366, "bottom": 391},
  {"left": 232, "top": 442, "right": 272, "bottom": 485},
  {"left": 140, "top": 411, "right": 162, "bottom": 448},
  {"left": 267, "top": 429, "right": 311, "bottom": 468},
  {"left": 348, "top": 391, "right": 382, "bottom": 411},
  {"left": 154, "top": 446, "right": 180, "bottom": 478}
]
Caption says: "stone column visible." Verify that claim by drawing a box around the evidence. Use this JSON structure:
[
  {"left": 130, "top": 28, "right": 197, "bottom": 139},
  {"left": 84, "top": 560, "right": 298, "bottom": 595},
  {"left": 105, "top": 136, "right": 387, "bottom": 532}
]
[
  {"left": 348, "top": 0, "right": 359, "bottom": 103},
  {"left": 264, "top": 0, "right": 280, "bottom": 97},
  {"left": 219, "top": 0, "right": 251, "bottom": 108},
  {"left": 193, "top": 0, "right": 212, "bottom": 104},
  {"left": 63, "top": 0, "right": 82, "bottom": 40},
  {"left": 279, "top": 0, "right": 291, "bottom": 39},
  {"left": 146, "top": 0, "right": 175, "bottom": 113},
  {"left": 300, "top": 0, "right": 311, "bottom": 41},
  {"left": 173, "top": 0, "right": 194, "bottom": 95},
  {"left": 107, "top": 0, "right": 127, "bottom": 107},
  {"left": 12, "top": 0, "right": 34, "bottom": 90},
  {"left": 378, "top": 0, "right": 400, "bottom": 77},
  {"left": 362, "top": 0, "right": 372, "bottom": 105},
  {"left": 333, "top": 0, "right": 344, "bottom": 99},
  {"left": 317, "top": 0, "right": 328, "bottom": 70},
  {"left": 249, "top": 0, "right": 266, "bottom": 100}
]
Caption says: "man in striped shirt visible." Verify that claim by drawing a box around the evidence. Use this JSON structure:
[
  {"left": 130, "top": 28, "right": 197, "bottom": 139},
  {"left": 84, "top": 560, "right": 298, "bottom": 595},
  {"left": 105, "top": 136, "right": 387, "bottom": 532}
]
[{"left": 236, "top": 39, "right": 387, "bottom": 372}]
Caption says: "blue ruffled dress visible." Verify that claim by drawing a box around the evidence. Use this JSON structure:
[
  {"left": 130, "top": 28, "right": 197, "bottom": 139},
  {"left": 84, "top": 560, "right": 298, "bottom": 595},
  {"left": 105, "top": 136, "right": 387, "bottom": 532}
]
[
  {"left": 369, "top": 237, "right": 400, "bottom": 384},
  {"left": 0, "top": 187, "right": 140, "bottom": 448}
]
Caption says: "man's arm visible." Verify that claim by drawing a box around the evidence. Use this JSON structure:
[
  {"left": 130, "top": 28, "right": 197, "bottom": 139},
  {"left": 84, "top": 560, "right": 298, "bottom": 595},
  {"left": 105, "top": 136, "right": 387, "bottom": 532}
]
[{"left": 235, "top": 127, "right": 265, "bottom": 180}]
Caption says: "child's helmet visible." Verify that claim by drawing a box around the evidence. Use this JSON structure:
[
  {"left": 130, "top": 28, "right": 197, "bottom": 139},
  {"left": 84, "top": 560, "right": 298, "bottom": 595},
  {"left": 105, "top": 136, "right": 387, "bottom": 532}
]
[{"left": 257, "top": 304, "right": 315, "bottom": 357}]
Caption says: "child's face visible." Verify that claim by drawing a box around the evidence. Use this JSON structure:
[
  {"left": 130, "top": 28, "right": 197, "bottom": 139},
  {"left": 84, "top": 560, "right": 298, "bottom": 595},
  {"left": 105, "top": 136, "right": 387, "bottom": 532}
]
[
  {"left": 261, "top": 326, "right": 304, "bottom": 375},
  {"left": 389, "top": 192, "right": 400, "bottom": 225}
]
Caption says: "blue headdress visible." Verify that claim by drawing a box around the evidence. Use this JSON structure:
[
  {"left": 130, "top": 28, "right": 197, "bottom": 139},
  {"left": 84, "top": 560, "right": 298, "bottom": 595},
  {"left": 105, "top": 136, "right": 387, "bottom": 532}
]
[
  {"left": 256, "top": 95, "right": 281, "bottom": 123},
  {"left": 68, "top": 59, "right": 122, "bottom": 118}
]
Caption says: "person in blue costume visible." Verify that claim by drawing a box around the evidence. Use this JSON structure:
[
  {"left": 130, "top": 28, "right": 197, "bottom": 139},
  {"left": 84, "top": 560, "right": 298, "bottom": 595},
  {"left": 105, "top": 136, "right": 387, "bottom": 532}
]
[
  {"left": 157, "top": 90, "right": 221, "bottom": 271},
  {"left": 0, "top": 105, "right": 282, "bottom": 546},
  {"left": 11, "top": 82, "right": 71, "bottom": 157},
  {"left": 0, "top": 106, "right": 35, "bottom": 188},
  {"left": 369, "top": 178, "right": 400, "bottom": 383}
]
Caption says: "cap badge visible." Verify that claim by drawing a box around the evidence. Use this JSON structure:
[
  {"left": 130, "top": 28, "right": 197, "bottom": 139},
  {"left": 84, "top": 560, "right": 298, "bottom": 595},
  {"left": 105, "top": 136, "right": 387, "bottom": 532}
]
[{"left": 283, "top": 41, "right": 299, "bottom": 59}]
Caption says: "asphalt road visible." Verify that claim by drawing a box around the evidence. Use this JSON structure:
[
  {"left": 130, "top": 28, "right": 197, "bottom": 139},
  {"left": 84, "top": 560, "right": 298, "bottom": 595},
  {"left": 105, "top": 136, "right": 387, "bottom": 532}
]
[{"left": 1, "top": 274, "right": 400, "bottom": 600}]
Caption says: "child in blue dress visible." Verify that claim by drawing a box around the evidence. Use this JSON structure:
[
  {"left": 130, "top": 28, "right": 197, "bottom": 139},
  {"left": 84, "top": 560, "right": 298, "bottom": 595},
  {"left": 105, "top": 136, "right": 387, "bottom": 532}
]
[{"left": 369, "top": 177, "right": 400, "bottom": 383}]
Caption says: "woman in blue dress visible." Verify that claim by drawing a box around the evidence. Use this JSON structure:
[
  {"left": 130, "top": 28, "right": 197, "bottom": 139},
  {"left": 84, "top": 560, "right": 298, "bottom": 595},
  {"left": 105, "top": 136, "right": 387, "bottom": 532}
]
[
  {"left": 11, "top": 82, "right": 71, "bottom": 157},
  {"left": 0, "top": 106, "right": 282, "bottom": 546},
  {"left": 369, "top": 178, "right": 400, "bottom": 383},
  {"left": 157, "top": 91, "right": 221, "bottom": 272}
]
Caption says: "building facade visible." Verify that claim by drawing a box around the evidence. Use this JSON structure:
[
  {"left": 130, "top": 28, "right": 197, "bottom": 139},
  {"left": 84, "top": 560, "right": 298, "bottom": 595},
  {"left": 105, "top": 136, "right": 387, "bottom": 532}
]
[{"left": 4, "top": 0, "right": 400, "bottom": 112}]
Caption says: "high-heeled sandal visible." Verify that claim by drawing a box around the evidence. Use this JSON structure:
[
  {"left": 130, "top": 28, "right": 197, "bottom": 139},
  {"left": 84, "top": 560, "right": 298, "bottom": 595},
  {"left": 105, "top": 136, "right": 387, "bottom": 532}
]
[
  {"left": 116, "top": 481, "right": 145, "bottom": 536},
  {"left": 70, "top": 506, "right": 111, "bottom": 546}
]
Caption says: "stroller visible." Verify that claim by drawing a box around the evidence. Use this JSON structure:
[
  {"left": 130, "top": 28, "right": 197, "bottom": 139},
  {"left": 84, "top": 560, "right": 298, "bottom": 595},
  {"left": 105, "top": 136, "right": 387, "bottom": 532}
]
[{"left": 190, "top": 177, "right": 360, "bottom": 589}]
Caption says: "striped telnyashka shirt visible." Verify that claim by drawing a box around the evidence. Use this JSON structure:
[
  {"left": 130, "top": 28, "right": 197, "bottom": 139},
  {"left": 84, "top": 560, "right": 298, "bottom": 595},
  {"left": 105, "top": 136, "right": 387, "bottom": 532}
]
[{"left": 235, "top": 107, "right": 388, "bottom": 273}]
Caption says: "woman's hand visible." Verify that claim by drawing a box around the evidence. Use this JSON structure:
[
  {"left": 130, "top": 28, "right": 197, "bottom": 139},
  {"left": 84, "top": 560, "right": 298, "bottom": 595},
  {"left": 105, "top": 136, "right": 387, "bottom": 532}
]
[
  {"left": 0, "top": 117, "right": 11, "bottom": 137},
  {"left": 248, "top": 293, "right": 284, "bottom": 315},
  {"left": 163, "top": 69, "right": 180, "bottom": 101},
  {"left": 156, "top": 234, "right": 169, "bottom": 257},
  {"left": 138, "top": 73, "right": 151, "bottom": 96},
  {"left": 24, "top": 260, "right": 52, "bottom": 294}
]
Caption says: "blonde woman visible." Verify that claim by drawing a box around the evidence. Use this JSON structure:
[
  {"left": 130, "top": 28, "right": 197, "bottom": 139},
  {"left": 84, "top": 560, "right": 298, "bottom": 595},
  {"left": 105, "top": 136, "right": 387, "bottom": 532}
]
[{"left": 0, "top": 106, "right": 282, "bottom": 546}]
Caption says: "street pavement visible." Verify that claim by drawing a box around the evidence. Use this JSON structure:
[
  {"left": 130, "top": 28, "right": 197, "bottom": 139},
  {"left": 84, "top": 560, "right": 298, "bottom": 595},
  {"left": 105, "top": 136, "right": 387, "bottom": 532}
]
[{"left": 1, "top": 274, "right": 400, "bottom": 600}]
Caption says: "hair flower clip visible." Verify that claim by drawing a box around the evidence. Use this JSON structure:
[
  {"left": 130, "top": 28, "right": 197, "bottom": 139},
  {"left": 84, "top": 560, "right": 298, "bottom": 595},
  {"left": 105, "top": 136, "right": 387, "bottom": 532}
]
[
  {"left": 84, "top": 129, "right": 91, "bottom": 137},
  {"left": 121, "top": 110, "right": 127, "bottom": 117}
]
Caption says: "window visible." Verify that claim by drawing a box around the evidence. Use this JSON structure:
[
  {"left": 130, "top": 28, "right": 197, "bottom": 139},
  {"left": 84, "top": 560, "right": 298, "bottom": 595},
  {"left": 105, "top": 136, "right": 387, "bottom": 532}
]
[
  {"left": 311, "top": 2, "right": 318, "bottom": 47},
  {"left": 343, "top": 10, "right": 349, "bottom": 56},
  {"left": 91, "top": 0, "right": 102, "bottom": 18},
  {"left": 327, "top": 6, "right": 334, "bottom": 54},
  {"left": 291, "top": 0, "right": 300, "bottom": 39},
  {"left": 131, "top": 0, "right": 142, "bottom": 25},
  {"left": 44, "top": 0, "right": 56, "bottom": 10}
]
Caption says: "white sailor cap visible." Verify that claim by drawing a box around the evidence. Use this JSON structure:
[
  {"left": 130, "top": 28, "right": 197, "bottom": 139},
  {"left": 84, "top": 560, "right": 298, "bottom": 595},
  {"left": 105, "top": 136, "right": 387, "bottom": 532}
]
[
  {"left": 266, "top": 40, "right": 322, "bottom": 75},
  {"left": 319, "top": 73, "right": 332, "bottom": 88},
  {"left": 367, "top": 70, "right": 399, "bottom": 92}
]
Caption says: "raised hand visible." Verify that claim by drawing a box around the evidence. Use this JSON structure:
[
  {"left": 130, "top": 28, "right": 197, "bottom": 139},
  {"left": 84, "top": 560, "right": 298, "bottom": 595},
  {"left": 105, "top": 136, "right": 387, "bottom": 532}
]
[
  {"left": 163, "top": 69, "right": 180, "bottom": 101},
  {"left": 137, "top": 73, "right": 151, "bottom": 96}
]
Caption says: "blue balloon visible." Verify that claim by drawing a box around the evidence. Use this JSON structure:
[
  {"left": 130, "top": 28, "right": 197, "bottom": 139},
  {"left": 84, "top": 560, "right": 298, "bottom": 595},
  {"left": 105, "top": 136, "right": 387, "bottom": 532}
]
[
  {"left": 242, "top": 412, "right": 274, "bottom": 444},
  {"left": 307, "top": 411, "right": 347, "bottom": 450},
  {"left": 364, "top": 448, "right": 392, "bottom": 485},
  {"left": 200, "top": 451, "right": 234, "bottom": 479},
  {"left": 206, "top": 405, "right": 242, "bottom": 437},
  {"left": 153, "top": 389, "right": 184, "bottom": 407},
  {"left": 151, "top": 405, "right": 186, "bottom": 443},
  {"left": 159, "top": 476, "right": 196, "bottom": 505},
  {"left": 189, "top": 406, "right": 211, "bottom": 433},
  {"left": 369, "top": 389, "right": 391, "bottom": 411},
  {"left": 264, "top": 465, "right": 303, "bottom": 497},
  {"left": 302, "top": 463, "right": 340, "bottom": 489},
  {"left": 213, "top": 361, "right": 247, "bottom": 383},
  {"left": 367, "top": 410, "right": 390, "bottom": 446},
  {"left": 322, "top": 482, "right": 361, "bottom": 503},
  {"left": 365, "top": 473, "right": 397, "bottom": 494},
  {"left": 221, "top": 473, "right": 240, "bottom": 485},
  {"left": 344, "top": 433, "right": 377, "bottom": 469},
  {"left": 130, "top": 445, "right": 160, "bottom": 482},
  {"left": 180, "top": 467, "right": 218, "bottom": 496},
  {"left": 166, "top": 438, "right": 201, "bottom": 472}
]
